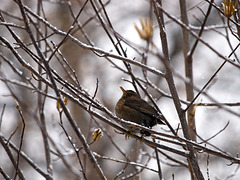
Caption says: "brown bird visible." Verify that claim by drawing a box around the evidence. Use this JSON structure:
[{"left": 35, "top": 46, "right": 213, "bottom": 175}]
[{"left": 115, "top": 87, "right": 165, "bottom": 136}]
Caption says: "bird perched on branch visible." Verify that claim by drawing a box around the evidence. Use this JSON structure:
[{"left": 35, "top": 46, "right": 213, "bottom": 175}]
[{"left": 115, "top": 87, "right": 165, "bottom": 136}]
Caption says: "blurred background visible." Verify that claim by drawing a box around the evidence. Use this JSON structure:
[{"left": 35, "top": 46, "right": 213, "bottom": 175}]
[{"left": 0, "top": 0, "right": 240, "bottom": 179}]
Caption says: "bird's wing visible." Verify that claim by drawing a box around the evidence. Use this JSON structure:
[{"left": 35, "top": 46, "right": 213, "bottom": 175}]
[
  {"left": 124, "top": 97, "right": 158, "bottom": 116},
  {"left": 124, "top": 97, "right": 165, "bottom": 124}
]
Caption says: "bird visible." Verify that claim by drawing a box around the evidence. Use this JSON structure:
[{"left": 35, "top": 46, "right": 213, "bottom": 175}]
[{"left": 115, "top": 86, "right": 165, "bottom": 136}]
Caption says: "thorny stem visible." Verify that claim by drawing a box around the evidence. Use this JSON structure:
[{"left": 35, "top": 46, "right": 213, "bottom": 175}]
[
  {"left": 153, "top": 0, "right": 204, "bottom": 179},
  {"left": 179, "top": 0, "right": 196, "bottom": 144}
]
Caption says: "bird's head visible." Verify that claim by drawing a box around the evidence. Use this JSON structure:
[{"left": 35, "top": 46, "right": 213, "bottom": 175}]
[{"left": 120, "top": 86, "right": 139, "bottom": 98}]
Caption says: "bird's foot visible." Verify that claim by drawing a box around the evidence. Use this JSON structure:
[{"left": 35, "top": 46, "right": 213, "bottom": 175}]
[
  {"left": 140, "top": 135, "right": 145, "bottom": 143},
  {"left": 125, "top": 127, "right": 135, "bottom": 140}
]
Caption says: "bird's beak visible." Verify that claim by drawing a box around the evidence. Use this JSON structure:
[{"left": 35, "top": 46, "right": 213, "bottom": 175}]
[{"left": 120, "top": 86, "right": 127, "bottom": 94}]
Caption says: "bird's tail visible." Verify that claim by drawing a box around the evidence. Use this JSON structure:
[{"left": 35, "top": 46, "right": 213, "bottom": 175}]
[{"left": 157, "top": 113, "right": 166, "bottom": 124}]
